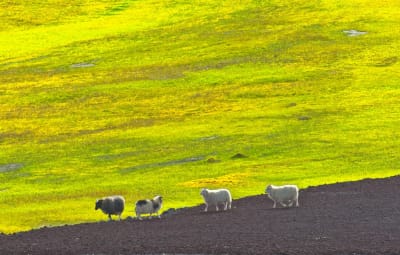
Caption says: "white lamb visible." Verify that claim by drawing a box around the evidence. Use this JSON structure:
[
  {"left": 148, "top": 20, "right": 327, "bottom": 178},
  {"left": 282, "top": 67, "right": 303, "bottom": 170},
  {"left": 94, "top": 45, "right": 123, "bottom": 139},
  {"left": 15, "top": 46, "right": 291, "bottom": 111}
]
[
  {"left": 265, "top": 184, "right": 299, "bottom": 208},
  {"left": 200, "top": 188, "right": 232, "bottom": 212}
]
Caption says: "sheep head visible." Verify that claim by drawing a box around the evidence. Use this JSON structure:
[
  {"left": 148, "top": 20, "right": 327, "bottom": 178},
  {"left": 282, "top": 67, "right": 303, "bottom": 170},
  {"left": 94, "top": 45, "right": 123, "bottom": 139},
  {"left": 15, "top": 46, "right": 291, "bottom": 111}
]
[
  {"left": 200, "top": 188, "right": 208, "bottom": 196},
  {"left": 95, "top": 199, "right": 103, "bottom": 210},
  {"left": 265, "top": 185, "right": 272, "bottom": 195},
  {"left": 153, "top": 195, "right": 162, "bottom": 203}
]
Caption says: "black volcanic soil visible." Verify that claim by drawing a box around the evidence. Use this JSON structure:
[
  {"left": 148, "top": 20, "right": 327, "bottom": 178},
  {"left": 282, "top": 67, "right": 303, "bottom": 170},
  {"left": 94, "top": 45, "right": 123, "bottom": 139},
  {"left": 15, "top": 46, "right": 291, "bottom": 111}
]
[{"left": 1, "top": 176, "right": 400, "bottom": 255}]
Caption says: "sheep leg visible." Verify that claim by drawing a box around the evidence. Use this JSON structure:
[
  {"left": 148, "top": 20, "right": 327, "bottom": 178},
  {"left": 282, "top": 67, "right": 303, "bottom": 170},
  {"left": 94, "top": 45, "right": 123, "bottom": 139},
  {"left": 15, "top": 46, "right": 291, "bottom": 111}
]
[
  {"left": 273, "top": 201, "right": 276, "bottom": 208},
  {"left": 216, "top": 204, "right": 219, "bottom": 211},
  {"left": 281, "top": 200, "right": 295, "bottom": 207},
  {"left": 224, "top": 202, "right": 228, "bottom": 211},
  {"left": 294, "top": 198, "right": 299, "bottom": 207},
  {"left": 204, "top": 204, "right": 208, "bottom": 212},
  {"left": 108, "top": 214, "right": 112, "bottom": 221}
]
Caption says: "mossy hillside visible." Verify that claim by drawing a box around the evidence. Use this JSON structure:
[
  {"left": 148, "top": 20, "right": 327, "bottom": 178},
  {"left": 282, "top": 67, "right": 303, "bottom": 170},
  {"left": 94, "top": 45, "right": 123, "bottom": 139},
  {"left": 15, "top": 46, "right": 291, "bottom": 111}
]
[{"left": 0, "top": 0, "right": 399, "bottom": 233}]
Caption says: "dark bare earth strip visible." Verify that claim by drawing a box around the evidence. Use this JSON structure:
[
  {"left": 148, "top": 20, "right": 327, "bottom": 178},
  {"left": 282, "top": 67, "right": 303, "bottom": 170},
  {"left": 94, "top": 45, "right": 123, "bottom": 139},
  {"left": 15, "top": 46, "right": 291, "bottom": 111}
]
[{"left": 1, "top": 176, "right": 400, "bottom": 255}]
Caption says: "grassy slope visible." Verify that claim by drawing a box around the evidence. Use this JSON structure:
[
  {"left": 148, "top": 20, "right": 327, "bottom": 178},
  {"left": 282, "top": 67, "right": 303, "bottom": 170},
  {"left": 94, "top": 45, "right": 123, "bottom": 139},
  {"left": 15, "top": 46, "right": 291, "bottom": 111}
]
[{"left": 0, "top": 0, "right": 399, "bottom": 233}]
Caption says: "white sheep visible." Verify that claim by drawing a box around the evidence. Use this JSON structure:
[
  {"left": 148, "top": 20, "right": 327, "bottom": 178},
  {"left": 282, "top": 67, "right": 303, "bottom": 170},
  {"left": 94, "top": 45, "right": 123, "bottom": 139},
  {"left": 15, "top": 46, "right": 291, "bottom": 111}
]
[
  {"left": 265, "top": 184, "right": 299, "bottom": 208},
  {"left": 95, "top": 195, "right": 125, "bottom": 220},
  {"left": 135, "top": 195, "right": 163, "bottom": 220},
  {"left": 200, "top": 188, "right": 232, "bottom": 212}
]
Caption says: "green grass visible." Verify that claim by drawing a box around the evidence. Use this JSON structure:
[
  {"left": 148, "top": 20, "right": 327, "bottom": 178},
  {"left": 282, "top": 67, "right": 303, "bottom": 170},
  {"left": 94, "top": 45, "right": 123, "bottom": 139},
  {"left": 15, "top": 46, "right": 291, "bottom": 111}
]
[{"left": 1, "top": 0, "right": 399, "bottom": 233}]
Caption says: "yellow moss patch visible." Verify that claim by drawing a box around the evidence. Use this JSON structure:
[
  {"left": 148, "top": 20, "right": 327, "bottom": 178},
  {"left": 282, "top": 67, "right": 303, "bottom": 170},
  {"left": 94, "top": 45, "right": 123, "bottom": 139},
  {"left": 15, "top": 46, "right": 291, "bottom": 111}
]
[{"left": 180, "top": 172, "right": 253, "bottom": 188}]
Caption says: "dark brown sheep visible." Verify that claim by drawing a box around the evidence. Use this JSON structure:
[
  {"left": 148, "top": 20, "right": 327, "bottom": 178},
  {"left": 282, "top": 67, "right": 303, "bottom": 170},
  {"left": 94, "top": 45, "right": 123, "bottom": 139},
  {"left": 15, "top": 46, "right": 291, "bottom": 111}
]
[{"left": 95, "top": 195, "right": 125, "bottom": 221}]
